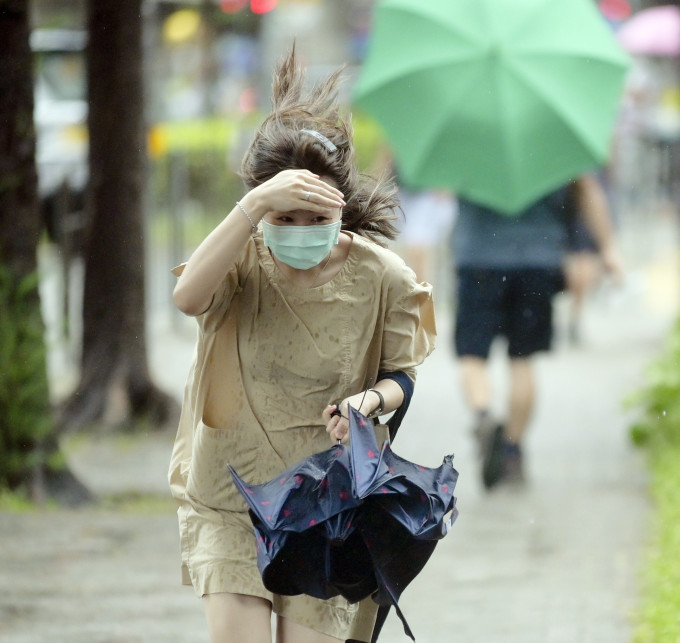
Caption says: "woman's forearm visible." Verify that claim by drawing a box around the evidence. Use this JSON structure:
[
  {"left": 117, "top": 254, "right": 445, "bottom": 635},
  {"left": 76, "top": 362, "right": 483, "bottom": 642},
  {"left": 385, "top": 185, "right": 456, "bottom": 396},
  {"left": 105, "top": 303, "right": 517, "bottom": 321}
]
[
  {"left": 342, "top": 378, "right": 405, "bottom": 418},
  {"left": 172, "top": 191, "right": 267, "bottom": 316}
]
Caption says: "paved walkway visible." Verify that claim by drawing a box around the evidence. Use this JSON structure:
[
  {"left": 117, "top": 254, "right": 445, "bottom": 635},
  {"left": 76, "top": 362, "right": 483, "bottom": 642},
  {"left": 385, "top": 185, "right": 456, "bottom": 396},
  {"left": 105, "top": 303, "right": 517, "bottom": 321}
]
[
  {"left": 376, "top": 292, "right": 668, "bottom": 642},
  {"left": 0, "top": 244, "right": 676, "bottom": 641}
]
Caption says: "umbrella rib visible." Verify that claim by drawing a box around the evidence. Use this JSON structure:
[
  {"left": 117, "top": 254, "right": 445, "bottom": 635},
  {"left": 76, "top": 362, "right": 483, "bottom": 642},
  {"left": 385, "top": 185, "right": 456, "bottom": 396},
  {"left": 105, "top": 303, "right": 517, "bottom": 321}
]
[
  {"left": 355, "top": 1, "right": 494, "bottom": 93},
  {"left": 504, "top": 59, "right": 619, "bottom": 160},
  {"left": 400, "top": 58, "right": 496, "bottom": 175},
  {"left": 515, "top": 45, "right": 629, "bottom": 68},
  {"left": 381, "top": 1, "right": 489, "bottom": 49},
  {"left": 354, "top": 51, "right": 484, "bottom": 96}
]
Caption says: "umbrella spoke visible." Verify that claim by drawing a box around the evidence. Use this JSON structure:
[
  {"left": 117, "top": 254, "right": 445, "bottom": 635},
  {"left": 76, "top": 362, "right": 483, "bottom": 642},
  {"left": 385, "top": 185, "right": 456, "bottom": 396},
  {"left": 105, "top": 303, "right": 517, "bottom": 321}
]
[
  {"left": 230, "top": 405, "right": 458, "bottom": 640},
  {"left": 355, "top": 15, "right": 486, "bottom": 92},
  {"left": 505, "top": 56, "right": 623, "bottom": 159}
]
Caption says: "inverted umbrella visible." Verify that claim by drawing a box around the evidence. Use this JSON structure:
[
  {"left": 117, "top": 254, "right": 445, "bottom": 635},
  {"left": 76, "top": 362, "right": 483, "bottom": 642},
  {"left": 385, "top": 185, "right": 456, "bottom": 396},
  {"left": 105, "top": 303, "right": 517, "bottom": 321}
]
[
  {"left": 617, "top": 5, "right": 680, "bottom": 57},
  {"left": 353, "top": 0, "right": 630, "bottom": 215},
  {"left": 229, "top": 405, "right": 458, "bottom": 641}
]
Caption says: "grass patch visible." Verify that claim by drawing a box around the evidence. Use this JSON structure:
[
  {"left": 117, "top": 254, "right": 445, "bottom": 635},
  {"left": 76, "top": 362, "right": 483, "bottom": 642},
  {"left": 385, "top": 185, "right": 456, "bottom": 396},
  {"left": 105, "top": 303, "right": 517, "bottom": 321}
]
[
  {"left": 0, "top": 488, "right": 37, "bottom": 513},
  {"left": 61, "top": 429, "right": 164, "bottom": 453},
  {"left": 98, "top": 491, "right": 176, "bottom": 514},
  {"left": 0, "top": 488, "right": 175, "bottom": 515},
  {"left": 634, "top": 445, "right": 680, "bottom": 642},
  {"left": 629, "top": 317, "right": 680, "bottom": 642}
]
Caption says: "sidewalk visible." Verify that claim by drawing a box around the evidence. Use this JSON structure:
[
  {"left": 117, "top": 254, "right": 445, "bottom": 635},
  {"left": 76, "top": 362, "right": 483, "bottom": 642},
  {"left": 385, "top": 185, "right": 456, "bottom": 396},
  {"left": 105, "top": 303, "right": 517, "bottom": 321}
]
[
  {"left": 376, "top": 284, "right": 670, "bottom": 642},
  {"left": 0, "top": 253, "right": 676, "bottom": 641}
]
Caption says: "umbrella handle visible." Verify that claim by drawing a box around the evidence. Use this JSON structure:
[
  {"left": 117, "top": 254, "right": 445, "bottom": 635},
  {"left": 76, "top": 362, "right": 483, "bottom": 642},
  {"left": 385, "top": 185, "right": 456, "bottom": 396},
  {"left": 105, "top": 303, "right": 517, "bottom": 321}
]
[{"left": 331, "top": 406, "right": 346, "bottom": 445}]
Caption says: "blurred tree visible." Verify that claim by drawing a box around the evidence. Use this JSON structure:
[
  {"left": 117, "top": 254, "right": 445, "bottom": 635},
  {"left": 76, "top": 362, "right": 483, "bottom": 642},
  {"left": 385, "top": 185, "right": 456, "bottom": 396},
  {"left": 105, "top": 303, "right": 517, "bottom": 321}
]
[
  {"left": 0, "top": 0, "right": 89, "bottom": 503},
  {"left": 59, "top": 0, "right": 177, "bottom": 429}
]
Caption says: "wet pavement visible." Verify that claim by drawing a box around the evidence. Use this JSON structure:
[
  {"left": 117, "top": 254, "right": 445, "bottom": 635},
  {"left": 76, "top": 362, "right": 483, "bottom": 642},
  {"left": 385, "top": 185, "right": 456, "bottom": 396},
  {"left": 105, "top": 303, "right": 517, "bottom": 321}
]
[{"left": 0, "top": 237, "right": 676, "bottom": 642}]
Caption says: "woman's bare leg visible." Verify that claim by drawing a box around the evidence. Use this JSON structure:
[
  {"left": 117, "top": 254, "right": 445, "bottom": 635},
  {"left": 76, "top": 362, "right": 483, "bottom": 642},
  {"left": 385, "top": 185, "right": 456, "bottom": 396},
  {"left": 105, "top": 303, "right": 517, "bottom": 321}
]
[
  {"left": 203, "top": 592, "right": 272, "bottom": 643},
  {"left": 276, "top": 616, "right": 343, "bottom": 643}
]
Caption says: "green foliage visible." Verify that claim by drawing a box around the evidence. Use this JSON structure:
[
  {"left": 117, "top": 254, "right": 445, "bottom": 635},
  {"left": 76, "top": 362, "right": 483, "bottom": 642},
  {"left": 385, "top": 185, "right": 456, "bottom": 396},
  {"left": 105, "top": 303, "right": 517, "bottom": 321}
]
[
  {"left": 629, "top": 317, "right": 680, "bottom": 641},
  {"left": 352, "top": 111, "right": 388, "bottom": 172},
  {"left": 148, "top": 114, "right": 388, "bottom": 252},
  {"left": 634, "top": 446, "right": 680, "bottom": 642},
  {"left": 628, "top": 317, "right": 680, "bottom": 449},
  {"left": 0, "top": 264, "right": 53, "bottom": 490},
  {"left": 99, "top": 491, "right": 175, "bottom": 514},
  {"left": 0, "top": 488, "right": 35, "bottom": 512}
]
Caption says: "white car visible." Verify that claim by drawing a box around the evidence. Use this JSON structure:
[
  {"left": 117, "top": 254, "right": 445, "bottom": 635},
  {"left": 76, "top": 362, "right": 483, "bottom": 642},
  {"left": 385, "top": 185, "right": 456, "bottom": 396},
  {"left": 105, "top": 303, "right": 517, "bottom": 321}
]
[{"left": 31, "top": 28, "right": 88, "bottom": 238}]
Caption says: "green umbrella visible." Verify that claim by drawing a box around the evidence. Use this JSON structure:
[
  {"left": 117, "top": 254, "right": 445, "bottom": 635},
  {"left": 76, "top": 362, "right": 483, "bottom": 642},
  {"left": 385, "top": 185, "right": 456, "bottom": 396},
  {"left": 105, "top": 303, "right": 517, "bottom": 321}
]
[{"left": 353, "top": 0, "right": 630, "bottom": 215}]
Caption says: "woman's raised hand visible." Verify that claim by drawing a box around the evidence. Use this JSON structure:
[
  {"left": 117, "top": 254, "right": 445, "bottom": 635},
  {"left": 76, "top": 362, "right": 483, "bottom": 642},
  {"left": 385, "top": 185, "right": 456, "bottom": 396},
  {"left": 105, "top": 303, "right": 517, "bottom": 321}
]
[{"left": 243, "top": 169, "right": 345, "bottom": 219}]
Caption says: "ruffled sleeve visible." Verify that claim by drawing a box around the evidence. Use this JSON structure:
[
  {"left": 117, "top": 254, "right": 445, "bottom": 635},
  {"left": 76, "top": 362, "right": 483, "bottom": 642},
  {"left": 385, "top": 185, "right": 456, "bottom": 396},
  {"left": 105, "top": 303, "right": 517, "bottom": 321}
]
[
  {"left": 379, "top": 262, "right": 436, "bottom": 381},
  {"left": 171, "top": 237, "right": 259, "bottom": 334}
]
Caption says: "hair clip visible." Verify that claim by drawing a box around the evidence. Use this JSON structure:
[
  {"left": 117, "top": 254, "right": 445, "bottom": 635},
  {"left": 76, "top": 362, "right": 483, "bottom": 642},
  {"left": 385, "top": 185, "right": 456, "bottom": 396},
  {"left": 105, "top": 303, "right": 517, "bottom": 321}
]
[{"left": 300, "top": 129, "right": 337, "bottom": 153}]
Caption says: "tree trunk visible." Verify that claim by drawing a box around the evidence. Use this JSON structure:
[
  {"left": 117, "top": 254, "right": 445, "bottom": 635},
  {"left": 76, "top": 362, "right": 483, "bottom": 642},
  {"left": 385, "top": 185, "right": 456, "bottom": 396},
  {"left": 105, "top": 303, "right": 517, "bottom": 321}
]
[
  {"left": 60, "top": 0, "right": 177, "bottom": 430},
  {"left": 0, "top": 0, "right": 90, "bottom": 504}
]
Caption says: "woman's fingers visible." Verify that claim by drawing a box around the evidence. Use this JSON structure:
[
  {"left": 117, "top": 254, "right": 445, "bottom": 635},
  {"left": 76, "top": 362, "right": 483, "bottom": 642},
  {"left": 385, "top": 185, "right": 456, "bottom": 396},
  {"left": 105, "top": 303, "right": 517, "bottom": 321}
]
[
  {"left": 285, "top": 169, "right": 345, "bottom": 207},
  {"left": 322, "top": 404, "right": 337, "bottom": 424},
  {"left": 301, "top": 182, "right": 345, "bottom": 209},
  {"left": 309, "top": 178, "right": 345, "bottom": 201},
  {"left": 324, "top": 405, "right": 349, "bottom": 444},
  {"left": 335, "top": 422, "right": 349, "bottom": 444},
  {"left": 257, "top": 169, "right": 346, "bottom": 213},
  {"left": 331, "top": 418, "right": 349, "bottom": 444}
]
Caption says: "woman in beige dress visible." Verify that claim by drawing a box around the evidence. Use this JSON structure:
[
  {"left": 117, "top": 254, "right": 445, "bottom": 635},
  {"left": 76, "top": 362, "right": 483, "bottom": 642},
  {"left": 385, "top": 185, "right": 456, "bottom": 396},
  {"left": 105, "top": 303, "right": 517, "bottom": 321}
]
[{"left": 169, "top": 48, "right": 436, "bottom": 643}]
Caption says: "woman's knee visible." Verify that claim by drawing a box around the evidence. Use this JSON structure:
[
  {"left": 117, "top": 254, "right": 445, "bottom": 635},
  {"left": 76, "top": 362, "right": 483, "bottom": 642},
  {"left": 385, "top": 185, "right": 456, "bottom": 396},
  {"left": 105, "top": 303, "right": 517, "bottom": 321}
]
[{"left": 203, "top": 592, "right": 272, "bottom": 643}]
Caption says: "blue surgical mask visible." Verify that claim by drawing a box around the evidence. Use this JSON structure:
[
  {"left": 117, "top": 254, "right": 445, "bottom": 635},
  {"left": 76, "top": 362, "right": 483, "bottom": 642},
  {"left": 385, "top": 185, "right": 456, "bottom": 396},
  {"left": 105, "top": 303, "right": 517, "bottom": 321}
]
[{"left": 262, "top": 220, "right": 342, "bottom": 270}]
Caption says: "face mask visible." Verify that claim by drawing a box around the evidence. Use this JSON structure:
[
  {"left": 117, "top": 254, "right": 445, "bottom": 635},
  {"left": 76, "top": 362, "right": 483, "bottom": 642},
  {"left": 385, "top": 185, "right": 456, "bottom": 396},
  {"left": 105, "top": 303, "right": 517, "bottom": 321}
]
[{"left": 262, "top": 220, "right": 342, "bottom": 270}]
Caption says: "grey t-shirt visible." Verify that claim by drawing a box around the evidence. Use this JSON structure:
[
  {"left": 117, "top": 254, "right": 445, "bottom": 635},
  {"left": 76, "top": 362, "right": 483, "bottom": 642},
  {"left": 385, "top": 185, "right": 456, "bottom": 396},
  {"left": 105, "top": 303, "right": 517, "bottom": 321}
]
[{"left": 452, "top": 187, "right": 575, "bottom": 269}]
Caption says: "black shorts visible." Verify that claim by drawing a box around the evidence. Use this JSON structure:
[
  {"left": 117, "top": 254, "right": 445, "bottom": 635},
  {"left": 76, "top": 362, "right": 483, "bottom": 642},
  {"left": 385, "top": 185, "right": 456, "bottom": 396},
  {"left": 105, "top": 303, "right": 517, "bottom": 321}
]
[{"left": 454, "top": 267, "right": 565, "bottom": 359}]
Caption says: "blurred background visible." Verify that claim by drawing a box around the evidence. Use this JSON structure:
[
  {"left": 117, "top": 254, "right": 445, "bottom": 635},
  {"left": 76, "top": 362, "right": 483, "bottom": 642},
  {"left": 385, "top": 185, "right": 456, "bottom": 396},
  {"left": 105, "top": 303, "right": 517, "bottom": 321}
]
[{"left": 32, "top": 0, "right": 680, "bottom": 370}]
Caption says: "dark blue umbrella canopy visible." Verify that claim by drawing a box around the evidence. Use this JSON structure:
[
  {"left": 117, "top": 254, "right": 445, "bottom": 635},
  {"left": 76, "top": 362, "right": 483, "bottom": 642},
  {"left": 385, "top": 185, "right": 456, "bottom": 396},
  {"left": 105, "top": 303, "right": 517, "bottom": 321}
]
[{"left": 229, "top": 406, "right": 459, "bottom": 641}]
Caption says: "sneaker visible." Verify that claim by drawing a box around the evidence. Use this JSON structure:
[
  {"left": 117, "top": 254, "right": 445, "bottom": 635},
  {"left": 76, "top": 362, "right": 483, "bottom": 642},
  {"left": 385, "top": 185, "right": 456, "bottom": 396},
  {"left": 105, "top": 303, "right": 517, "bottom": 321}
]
[
  {"left": 472, "top": 410, "right": 497, "bottom": 459},
  {"left": 481, "top": 424, "right": 506, "bottom": 489},
  {"left": 501, "top": 442, "right": 525, "bottom": 485}
]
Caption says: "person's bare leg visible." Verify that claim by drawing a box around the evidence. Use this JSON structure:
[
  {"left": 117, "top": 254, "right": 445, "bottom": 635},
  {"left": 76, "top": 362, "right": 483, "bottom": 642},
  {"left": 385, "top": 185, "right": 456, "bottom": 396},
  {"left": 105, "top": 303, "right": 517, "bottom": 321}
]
[
  {"left": 564, "top": 252, "right": 599, "bottom": 343},
  {"left": 506, "top": 357, "right": 535, "bottom": 444},
  {"left": 405, "top": 245, "right": 430, "bottom": 283},
  {"left": 459, "top": 355, "right": 497, "bottom": 460},
  {"left": 203, "top": 593, "right": 272, "bottom": 643},
  {"left": 459, "top": 356, "right": 491, "bottom": 413},
  {"left": 277, "top": 616, "right": 343, "bottom": 643}
]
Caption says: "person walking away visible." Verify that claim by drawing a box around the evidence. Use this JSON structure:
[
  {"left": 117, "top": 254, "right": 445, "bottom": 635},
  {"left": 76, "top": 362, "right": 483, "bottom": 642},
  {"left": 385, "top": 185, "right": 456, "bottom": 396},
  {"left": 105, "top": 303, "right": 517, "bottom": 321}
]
[
  {"left": 563, "top": 172, "right": 616, "bottom": 345},
  {"left": 397, "top": 186, "right": 456, "bottom": 284},
  {"left": 451, "top": 175, "right": 622, "bottom": 489}
]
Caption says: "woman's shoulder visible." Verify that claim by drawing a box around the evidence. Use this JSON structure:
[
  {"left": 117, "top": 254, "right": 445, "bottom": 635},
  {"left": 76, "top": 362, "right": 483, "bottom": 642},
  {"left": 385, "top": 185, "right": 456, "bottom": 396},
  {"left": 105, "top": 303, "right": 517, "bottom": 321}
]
[
  {"left": 348, "top": 232, "right": 419, "bottom": 290},
  {"left": 349, "top": 232, "right": 410, "bottom": 270}
]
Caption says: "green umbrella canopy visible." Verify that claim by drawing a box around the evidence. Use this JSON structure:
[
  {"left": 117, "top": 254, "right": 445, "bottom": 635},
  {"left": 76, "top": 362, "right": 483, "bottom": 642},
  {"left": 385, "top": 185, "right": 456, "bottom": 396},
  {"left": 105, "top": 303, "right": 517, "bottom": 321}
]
[{"left": 353, "top": 0, "right": 630, "bottom": 215}]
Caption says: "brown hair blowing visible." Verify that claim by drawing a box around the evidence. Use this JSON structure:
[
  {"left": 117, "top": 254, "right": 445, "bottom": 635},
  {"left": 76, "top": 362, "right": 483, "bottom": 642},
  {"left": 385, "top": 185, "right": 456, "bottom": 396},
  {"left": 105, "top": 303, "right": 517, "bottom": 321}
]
[{"left": 240, "top": 46, "right": 400, "bottom": 245}]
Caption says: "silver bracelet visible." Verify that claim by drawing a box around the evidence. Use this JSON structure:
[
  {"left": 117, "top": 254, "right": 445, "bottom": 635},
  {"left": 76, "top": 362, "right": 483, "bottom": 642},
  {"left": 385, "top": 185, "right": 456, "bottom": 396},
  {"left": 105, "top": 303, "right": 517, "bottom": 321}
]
[{"left": 236, "top": 201, "right": 257, "bottom": 235}]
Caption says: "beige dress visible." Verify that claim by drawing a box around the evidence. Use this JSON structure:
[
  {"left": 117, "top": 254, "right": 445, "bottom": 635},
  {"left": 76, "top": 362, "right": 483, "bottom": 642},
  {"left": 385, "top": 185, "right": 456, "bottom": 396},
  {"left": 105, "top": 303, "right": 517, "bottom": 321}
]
[{"left": 169, "top": 231, "right": 436, "bottom": 641}]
